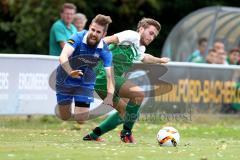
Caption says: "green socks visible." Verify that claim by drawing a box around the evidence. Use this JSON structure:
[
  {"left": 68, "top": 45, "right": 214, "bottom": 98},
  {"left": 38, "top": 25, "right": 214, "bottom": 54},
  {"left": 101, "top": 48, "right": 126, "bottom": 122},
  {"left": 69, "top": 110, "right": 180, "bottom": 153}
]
[
  {"left": 89, "top": 102, "right": 140, "bottom": 139},
  {"left": 90, "top": 111, "right": 123, "bottom": 139},
  {"left": 122, "top": 102, "right": 140, "bottom": 133}
]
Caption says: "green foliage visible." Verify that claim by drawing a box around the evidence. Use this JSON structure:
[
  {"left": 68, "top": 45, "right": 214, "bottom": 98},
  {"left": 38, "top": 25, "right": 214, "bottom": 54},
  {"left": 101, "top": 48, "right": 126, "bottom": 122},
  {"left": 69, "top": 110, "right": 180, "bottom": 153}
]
[
  {"left": 0, "top": 0, "right": 61, "bottom": 54},
  {"left": 0, "top": 0, "right": 240, "bottom": 56},
  {"left": 0, "top": 0, "right": 161, "bottom": 55}
]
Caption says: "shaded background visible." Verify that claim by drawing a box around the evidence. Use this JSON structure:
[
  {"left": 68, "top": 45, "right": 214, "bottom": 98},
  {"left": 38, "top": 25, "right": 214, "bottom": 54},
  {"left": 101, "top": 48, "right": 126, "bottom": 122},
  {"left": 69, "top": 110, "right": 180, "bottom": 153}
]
[{"left": 0, "top": 0, "right": 240, "bottom": 56}]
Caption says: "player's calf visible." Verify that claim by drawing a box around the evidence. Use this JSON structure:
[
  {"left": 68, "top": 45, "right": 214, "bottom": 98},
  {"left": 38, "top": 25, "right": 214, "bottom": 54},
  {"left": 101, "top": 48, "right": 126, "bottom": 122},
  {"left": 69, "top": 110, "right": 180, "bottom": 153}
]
[
  {"left": 55, "top": 104, "right": 72, "bottom": 121},
  {"left": 74, "top": 102, "right": 90, "bottom": 124}
]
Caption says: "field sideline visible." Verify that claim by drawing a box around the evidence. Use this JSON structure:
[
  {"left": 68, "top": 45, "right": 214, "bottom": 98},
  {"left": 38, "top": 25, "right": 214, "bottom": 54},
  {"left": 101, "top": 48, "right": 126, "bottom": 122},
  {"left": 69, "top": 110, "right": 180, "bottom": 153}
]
[{"left": 0, "top": 114, "right": 240, "bottom": 160}]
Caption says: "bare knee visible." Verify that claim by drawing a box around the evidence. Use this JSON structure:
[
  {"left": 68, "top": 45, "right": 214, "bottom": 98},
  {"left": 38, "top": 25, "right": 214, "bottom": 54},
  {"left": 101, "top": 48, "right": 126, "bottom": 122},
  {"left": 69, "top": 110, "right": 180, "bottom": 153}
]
[
  {"left": 55, "top": 105, "right": 72, "bottom": 121},
  {"left": 131, "top": 90, "right": 145, "bottom": 105}
]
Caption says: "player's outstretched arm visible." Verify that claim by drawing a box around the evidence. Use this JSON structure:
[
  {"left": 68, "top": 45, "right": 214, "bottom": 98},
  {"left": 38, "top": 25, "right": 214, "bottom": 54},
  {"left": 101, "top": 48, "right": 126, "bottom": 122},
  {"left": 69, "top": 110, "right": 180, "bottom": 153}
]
[
  {"left": 142, "top": 53, "right": 170, "bottom": 64},
  {"left": 103, "top": 67, "right": 115, "bottom": 107},
  {"left": 59, "top": 44, "right": 83, "bottom": 78},
  {"left": 103, "top": 35, "right": 119, "bottom": 44}
]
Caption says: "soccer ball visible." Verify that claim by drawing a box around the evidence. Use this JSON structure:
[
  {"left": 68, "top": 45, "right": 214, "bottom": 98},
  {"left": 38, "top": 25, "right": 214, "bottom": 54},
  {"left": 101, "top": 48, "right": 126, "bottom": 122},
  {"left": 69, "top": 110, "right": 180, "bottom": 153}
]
[{"left": 157, "top": 126, "right": 180, "bottom": 147}]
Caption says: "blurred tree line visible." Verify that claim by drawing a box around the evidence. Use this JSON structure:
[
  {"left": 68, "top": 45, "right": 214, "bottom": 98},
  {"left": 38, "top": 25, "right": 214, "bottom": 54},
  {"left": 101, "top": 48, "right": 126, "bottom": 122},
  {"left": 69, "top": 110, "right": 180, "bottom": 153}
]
[{"left": 0, "top": 0, "right": 239, "bottom": 56}]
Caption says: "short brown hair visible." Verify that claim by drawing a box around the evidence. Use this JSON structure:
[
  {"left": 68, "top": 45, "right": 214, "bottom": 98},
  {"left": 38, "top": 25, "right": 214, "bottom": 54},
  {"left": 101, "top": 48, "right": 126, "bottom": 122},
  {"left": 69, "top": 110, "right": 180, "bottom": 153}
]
[
  {"left": 198, "top": 37, "right": 207, "bottom": 46},
  {"left": 61, "top": 3, "right": 76, "bottom": 13},
  {"left": 73, "top": 13, "right": 88, "bottom": 23},
  {"left": 91, "top": 14, "right": 112, "bottom": 32},
  {"left": 208, "top": 48, "right": 217, "bottom": 53},
  {"left": 137, "top": 18, "right": 161, "bottom": 32},
  {"left": 229, "top": 48, "right": 240, "bottom": 55}
]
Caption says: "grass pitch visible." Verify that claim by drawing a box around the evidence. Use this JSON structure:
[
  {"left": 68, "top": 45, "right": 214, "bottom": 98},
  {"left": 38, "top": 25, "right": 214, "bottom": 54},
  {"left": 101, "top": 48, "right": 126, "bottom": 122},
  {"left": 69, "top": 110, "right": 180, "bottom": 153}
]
[{"left": 0, "top": 114, "right": 240, "bottom": 160}]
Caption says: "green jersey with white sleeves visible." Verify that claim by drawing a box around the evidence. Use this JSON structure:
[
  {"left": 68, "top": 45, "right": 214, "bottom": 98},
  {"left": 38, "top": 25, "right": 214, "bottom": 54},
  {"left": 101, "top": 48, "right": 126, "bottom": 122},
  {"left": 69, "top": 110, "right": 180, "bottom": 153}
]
[
  {"left": 95, "top": 30, "right": 146, "bottom": 100},
  {"left": 96, "top": 30, "right": 146, "bottom": 78}
]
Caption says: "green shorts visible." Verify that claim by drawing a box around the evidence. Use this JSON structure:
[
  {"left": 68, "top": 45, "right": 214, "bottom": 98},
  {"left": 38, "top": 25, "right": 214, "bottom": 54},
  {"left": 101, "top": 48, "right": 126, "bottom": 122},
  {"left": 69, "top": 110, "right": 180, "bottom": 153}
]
[{"left": 95, "top": 76, "right": 126, "bottom": 103}]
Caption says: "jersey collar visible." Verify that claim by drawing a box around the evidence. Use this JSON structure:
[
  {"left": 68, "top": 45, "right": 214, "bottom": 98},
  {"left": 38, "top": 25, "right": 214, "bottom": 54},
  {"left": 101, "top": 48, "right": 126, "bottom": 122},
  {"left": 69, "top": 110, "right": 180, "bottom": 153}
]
[{"left": 82, "top": 31, "right": 104, "bottom": 49}]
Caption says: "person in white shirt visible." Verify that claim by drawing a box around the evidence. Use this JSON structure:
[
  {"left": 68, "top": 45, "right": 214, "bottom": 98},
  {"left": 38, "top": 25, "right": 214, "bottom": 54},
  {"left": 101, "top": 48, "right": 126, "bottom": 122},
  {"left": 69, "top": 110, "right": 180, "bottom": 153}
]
[{"left": 83, "top": 18, "right": 170, "bottom": 143}]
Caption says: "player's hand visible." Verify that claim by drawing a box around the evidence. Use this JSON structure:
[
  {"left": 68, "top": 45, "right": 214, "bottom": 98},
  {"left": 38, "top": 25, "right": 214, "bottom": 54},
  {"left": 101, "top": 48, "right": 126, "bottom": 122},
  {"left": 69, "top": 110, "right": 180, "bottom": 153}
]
[
  {"left": 103, "top": 94, "right": 113, "bottom": 107},
  {"left": 69, "top": 70, "right": 83, "bottom": 78},
  {"left": 160, "top": 57, "right": 170, "bottom": 64}
]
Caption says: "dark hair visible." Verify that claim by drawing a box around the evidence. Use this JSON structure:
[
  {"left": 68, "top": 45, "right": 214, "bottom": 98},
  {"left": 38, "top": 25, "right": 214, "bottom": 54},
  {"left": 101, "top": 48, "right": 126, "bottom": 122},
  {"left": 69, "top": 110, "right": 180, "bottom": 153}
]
[
  {"left": 61, "top": 3, "right": 76, "bottom": 13},
  {"left": 208, "top": 48, "right": 216, "bottom": 53},
  {"left": 228, "top": 48, "right": 240, "bottom": 55},
  {"left": 91, "top": 14, "right": 112, "bottom": 32},
  {"left": 214, "top": 39, "right": 224, "bottom": 44},
  {"left": 137, "top": 18, "right": 161, "bottom": 32},
  {"left": 198, "top": 37, "right": 207, "bottom": 46}
]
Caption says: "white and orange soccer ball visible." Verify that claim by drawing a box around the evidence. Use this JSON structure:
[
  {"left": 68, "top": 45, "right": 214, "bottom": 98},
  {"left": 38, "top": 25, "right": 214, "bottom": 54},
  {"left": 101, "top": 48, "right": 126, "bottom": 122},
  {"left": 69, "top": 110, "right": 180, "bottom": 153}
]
[{"left": 157, "top": 126, "right": 180, "bottom": 147}]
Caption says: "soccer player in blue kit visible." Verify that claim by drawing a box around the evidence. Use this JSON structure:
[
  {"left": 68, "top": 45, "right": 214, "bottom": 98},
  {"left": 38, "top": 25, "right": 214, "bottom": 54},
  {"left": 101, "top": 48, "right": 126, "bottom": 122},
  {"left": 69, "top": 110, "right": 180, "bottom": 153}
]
[{"left": 55, "top": 14, "right": 115, "bottom": 124}]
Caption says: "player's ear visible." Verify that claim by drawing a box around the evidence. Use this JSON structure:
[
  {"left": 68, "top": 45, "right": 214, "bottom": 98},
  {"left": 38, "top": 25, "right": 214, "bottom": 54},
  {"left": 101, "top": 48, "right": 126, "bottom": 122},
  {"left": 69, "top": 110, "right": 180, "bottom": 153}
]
[
  {"left": 88, "top": 24, "right": 92, "bottom": 30},
  {"left": 103, "top": 31, "right": 107, "bottom": 37},
  {"left": 139, "top": 27, "right": 145, "bottom": 33}
]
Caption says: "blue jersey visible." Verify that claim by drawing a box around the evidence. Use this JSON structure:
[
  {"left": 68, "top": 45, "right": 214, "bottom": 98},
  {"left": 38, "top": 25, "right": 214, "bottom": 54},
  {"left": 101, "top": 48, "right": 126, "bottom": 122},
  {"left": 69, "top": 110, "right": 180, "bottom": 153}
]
[{"left": 56, "top": 30, "right": 112, "bottom": 103}]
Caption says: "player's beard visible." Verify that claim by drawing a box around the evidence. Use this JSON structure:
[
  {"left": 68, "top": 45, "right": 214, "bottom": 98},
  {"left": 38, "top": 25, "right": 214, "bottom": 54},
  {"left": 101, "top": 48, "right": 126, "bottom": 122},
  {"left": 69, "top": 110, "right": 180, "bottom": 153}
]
[
  {"left": 87, "top": 34, "right": 100, "bottom": 48},
  {"left": 140, "top": 36, "right": 151, "bottom": 46}
]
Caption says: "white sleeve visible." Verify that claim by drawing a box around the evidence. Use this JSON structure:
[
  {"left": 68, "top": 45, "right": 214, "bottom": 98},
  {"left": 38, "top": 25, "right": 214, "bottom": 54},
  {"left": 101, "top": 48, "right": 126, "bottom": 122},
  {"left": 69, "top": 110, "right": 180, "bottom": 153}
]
[
  {"left": 115, "top": 30, "right": 146, "bottom": 62},
  {"left": 138, "top": 46, "right": 146, "bottom": 61},
  {"left": 115, "top": 30, "right": 140, "bottom": 44}
]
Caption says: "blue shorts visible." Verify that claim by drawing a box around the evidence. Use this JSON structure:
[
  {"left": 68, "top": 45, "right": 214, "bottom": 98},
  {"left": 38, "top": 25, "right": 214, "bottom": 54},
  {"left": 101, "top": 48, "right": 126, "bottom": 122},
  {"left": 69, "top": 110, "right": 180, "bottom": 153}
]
[{"left": 56, "top": 93, "right": 93, "bottom": 105}]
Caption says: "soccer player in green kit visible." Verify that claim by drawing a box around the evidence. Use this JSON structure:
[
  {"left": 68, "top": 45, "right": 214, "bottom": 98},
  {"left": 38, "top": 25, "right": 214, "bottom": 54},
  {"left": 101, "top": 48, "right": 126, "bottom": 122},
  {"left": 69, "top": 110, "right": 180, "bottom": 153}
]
[{"left": 83, "top": 18, "right": 170, "bottom": 143}]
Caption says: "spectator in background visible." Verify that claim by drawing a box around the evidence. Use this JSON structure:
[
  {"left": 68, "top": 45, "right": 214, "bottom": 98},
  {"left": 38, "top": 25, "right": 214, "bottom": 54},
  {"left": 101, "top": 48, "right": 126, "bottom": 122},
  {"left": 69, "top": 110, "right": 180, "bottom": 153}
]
[
  {"left": 49, "top": 3, "right": 77, "bottom": 56},
  {"left": 212, "top": 40, "right": 227, "bottom": 64},
  {"left": 73, "top": 13, "right": 88, "bottom": 32},
  {"left": 206, "top": 48, "right": 227, "bottom": 64},
  {"left": 213, "top": 40, "right": 225, "bottom": 52},
  {"left": 188, "top": 37, "right": 207, "bottom": 63},
  {"left": 216, "top": 50, "right": 227, "bottom": 64},
  {"left": 227, "top": 48, "right": 240, "bottom": 65},
  {"left": 238, "top": 43, "right": 240, "bottom": 65},
  {"left": 206, "top": 48, "right": 217, "bottom": 64}
]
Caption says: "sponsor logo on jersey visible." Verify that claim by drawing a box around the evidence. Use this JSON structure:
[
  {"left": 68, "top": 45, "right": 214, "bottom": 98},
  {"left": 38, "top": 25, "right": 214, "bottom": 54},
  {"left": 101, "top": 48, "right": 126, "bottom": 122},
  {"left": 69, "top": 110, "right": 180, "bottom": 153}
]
[
  {"left": 93, "top": 53, "right": 100, "bottom": 58},
  {"left": 67, "top": 39, "right": 75, "bottom": 45}
]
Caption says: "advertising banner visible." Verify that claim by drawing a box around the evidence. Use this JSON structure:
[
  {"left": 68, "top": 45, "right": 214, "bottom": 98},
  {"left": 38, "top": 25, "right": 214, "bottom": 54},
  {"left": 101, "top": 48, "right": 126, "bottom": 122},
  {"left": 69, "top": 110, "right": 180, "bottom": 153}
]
[{"left": 0, "top": 55, "right": 239, "bottom": 116}]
